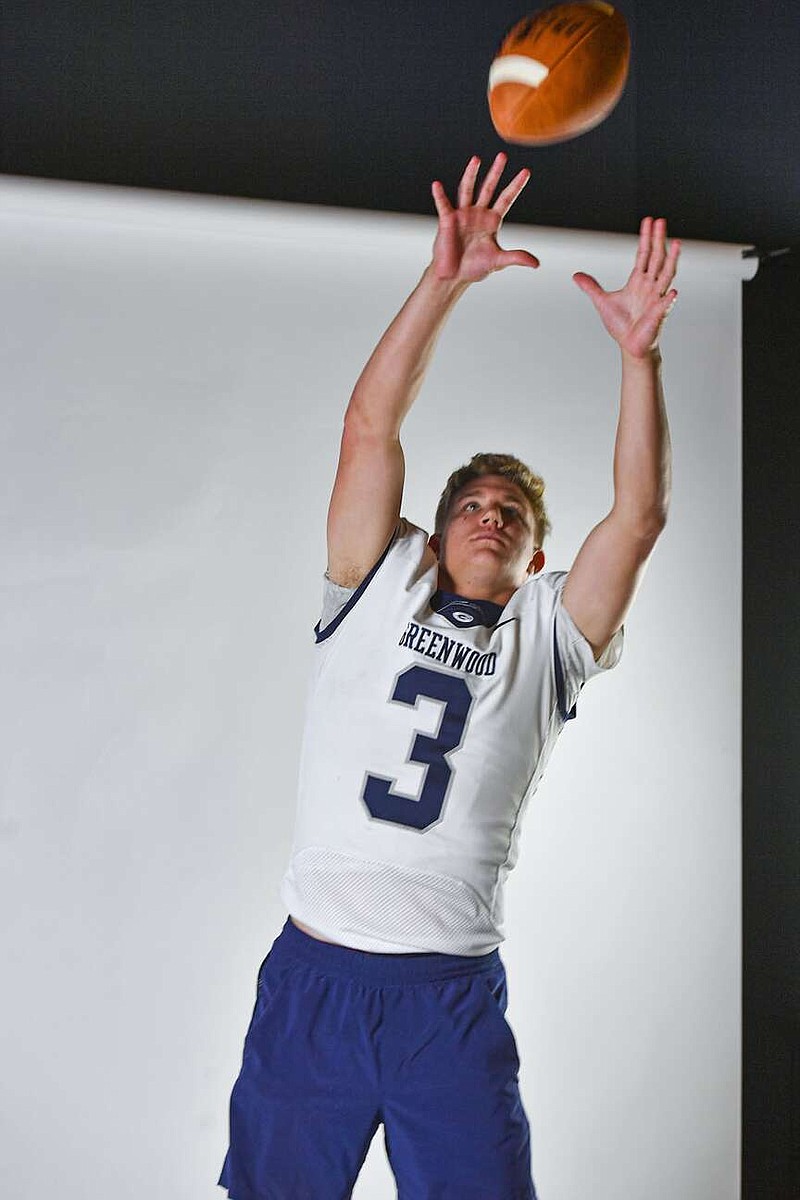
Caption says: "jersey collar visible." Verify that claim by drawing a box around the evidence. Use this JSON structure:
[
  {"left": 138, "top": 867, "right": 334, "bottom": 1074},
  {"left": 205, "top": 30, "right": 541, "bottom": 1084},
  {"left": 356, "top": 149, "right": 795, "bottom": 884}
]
[{"left": 430, "top": 590, "right": 504, "bottom": 629}]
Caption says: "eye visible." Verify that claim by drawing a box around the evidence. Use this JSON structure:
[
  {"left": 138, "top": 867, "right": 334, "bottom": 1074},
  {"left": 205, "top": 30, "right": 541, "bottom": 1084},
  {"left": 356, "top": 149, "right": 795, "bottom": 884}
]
[{"left": 463, "top": 500, "right": 479, "bottom": 512}]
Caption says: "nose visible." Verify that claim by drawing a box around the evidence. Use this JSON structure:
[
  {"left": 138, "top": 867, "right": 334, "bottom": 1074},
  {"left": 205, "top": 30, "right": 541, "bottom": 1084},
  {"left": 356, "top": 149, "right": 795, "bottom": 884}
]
[{"left": 481, "top": 505, "right": 503, "bottom": 527}]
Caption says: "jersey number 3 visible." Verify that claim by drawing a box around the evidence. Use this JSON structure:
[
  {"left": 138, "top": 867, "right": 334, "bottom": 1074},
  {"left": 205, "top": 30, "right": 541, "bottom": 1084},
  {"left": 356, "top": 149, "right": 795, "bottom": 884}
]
[{"left": 363, "top": 665, "right": 473, "bottom": 830}]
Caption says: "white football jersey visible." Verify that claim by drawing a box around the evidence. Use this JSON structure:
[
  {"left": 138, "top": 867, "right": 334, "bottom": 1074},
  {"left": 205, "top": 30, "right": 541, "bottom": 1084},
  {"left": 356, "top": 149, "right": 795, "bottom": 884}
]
[{"left": 279, "top": 520, "right": 622, "bottom": 955}]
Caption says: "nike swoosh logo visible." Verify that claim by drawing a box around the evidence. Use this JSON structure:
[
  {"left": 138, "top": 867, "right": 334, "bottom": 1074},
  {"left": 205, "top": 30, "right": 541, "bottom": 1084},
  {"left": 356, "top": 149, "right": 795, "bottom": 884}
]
[{"left": 492, "top": 617, "right": 519, "bottom": 631}]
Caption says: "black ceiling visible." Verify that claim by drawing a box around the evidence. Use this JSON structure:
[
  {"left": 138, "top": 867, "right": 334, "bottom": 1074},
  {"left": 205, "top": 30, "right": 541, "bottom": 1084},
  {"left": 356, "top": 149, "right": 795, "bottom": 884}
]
[{"left": 3, "top": 1, "right": 799, "bottom": 249}]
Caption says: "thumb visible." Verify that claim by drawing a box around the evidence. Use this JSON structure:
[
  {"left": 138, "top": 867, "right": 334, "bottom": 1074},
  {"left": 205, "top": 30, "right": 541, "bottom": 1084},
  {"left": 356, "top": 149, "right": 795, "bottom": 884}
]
[
  {"left": 497, "top": 248, "right": 540, "bottom": 270},
  {"left": 572, "top": 271, "right": 605, "bottom": 302}
]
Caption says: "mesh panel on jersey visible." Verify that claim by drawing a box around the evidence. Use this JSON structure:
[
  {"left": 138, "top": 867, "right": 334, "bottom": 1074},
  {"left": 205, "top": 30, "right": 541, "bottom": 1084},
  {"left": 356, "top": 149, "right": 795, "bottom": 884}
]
[{"left": 287, "top": 845, "right": 501, "bottom": 955}]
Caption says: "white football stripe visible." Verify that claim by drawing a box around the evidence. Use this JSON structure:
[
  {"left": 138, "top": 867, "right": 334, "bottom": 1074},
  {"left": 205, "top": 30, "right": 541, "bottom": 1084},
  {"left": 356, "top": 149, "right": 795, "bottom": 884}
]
[{"left": 488, "top": 55, "right": 550, "bottom": 91}]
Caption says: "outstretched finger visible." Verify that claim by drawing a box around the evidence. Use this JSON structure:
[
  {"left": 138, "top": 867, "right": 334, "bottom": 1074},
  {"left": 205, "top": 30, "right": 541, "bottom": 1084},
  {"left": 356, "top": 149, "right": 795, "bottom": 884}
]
[
  {"left": 573, "top": 271, "right": 606, "bottom": 303},
  {"left": 656, "top": 236, "right": 681, "bottom": 294},
  {"left": 457, "top": 156, "right": 481, "bottom": 208},
  {"left": 476, "top": 151, "right": 508, "bottom": 207},
  {"left": 633, "top": 216, "right": 654, "bottom": 277},
  {"left": 646, "top": 217, "right": 668, "bottom": 279},
  {"left": 491, "top": 167, "right": 531, "bottom": 218},
  {"left": 431, "top": 179, "right": 454, "bottom": 220},
  {"left": 497, "top": 248, "right": 540, "bottom": 270}
]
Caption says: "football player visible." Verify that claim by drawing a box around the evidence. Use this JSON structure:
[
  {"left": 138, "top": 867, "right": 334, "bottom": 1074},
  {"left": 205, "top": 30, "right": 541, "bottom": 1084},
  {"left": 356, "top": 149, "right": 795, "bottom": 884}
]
[{"left": 219, "top": 153, "right": 679, "bottom": 1200}]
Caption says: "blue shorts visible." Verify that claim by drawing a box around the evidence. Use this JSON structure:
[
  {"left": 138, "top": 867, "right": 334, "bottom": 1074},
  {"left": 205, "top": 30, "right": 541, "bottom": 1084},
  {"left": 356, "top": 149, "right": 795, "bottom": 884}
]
[{"left": 219, "top": 917, "right": 537, "bottom": 1200}]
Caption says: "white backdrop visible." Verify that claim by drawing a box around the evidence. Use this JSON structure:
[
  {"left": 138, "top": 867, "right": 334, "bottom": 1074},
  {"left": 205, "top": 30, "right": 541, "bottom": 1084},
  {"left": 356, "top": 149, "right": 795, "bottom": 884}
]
[{"left": 0, "top": 177, "right": 753, "bottom": 1200}]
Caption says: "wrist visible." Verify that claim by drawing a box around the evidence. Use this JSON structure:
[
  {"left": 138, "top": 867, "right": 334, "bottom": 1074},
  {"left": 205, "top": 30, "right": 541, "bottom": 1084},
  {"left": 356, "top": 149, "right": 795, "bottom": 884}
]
[
  {"left": 621, "top": 345, "right": 663, "bottom": 369},
  {"left": 421, "top": 262, "right": 471, "bottom": 302}
]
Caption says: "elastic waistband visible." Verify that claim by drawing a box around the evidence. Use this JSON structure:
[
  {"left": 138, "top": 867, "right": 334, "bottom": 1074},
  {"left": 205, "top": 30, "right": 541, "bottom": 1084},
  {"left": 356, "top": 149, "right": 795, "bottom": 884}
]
[{"left": 273, "top": 917, "right": 502, "bottom": 986}]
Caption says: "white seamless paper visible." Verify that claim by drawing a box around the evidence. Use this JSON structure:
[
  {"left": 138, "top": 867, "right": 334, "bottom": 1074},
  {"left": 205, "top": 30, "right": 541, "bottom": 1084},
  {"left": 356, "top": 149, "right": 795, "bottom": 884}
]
[{"left": 0, "top": 177, "right": 753, "bottom": 1200}]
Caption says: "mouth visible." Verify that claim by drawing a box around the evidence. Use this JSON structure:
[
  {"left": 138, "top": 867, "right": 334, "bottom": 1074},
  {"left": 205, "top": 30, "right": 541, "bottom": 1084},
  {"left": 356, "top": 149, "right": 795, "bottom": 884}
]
[{"left": 472, "top": 532, "right": 506, "bottom": 546}]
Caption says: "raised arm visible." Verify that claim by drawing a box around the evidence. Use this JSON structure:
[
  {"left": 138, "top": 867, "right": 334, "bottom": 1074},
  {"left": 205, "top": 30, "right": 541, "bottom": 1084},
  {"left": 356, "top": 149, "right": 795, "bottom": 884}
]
[
  {"left": 562, "top": 217, "right": 680, "bottom": 658},
  {"left": 326, "top": 153, "right": 539, "bottom": 588}
]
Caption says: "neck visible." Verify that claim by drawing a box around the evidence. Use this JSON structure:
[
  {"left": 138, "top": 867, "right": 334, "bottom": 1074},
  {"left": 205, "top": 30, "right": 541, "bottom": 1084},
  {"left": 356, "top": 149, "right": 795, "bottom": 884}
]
[{"left": 437, "top": 565, "right": 517, "bottom": 607}]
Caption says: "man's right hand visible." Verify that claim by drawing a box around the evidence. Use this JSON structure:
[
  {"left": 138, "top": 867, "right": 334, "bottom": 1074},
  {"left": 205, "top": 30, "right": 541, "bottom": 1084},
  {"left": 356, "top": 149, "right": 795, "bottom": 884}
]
[{"left": 431, "top": 153, "right": 540, "bottom": 283}]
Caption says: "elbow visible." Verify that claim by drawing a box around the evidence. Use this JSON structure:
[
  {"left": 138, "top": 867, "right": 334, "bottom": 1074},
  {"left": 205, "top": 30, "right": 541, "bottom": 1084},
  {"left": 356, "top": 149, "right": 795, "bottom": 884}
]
[
  {"left": 612, "top": 502, "right": 668, "bottom": 545},
  {"left": 340, "top": 402, "right": 400, "bottom": 457},
  {"left": 645, "top": 499, "right": 669, "bottom": 537},
  {"left": 620, "top": 478, "right": 671, "bottom": 541},
  {"left": 640, "top": 507, "right": 668, "bottom": 545}
]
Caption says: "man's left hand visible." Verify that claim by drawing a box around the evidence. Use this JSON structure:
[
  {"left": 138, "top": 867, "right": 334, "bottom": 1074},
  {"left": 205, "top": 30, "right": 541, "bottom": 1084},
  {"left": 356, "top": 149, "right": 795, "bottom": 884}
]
[{"left": 573, "top": 217, "right": 680, "bottom": 359}]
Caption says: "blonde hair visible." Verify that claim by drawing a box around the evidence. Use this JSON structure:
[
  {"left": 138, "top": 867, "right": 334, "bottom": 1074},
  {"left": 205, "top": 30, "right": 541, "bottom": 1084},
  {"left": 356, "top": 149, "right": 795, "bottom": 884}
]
[{"left": 434, "top": 452, "right": 551, "bottom": 544}]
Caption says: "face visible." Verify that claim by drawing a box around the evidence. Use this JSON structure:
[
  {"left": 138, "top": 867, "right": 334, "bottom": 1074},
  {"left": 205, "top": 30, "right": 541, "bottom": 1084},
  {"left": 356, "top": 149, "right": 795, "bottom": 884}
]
[{"left": 433, "top": 475, "right": 545, "bottom": 602}]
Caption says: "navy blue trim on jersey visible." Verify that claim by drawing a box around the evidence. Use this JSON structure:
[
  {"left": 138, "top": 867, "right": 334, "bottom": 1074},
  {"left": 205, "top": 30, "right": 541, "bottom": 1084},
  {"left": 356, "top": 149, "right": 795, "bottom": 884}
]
[
  {"left": 431, "top": 590, "right": 504, "bottom": 629},
  {"left": 314, "top": 528, "right": 398, "bottom": 644},
  {"left": 553, "top": 621, "right": 577, "bottom": 722}
]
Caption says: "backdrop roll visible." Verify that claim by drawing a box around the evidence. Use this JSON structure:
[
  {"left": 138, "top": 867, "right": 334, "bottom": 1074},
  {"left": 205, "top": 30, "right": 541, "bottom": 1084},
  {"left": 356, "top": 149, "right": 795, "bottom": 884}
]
[{"left": 0, "top": 177, "right": 754, "bottom": 1200}]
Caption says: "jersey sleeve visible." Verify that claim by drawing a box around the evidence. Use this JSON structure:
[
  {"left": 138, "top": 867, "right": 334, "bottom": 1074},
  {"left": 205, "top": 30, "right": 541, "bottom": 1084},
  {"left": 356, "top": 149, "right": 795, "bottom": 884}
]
[
  {"left": 314, "top": 519, "right": 430, "bottom": 642},
  {"left": 319, "top": 577, "right": 356, "bottom": 629},
  {"left": 544, "top": 570, "right": 624, "bottom": 720}
]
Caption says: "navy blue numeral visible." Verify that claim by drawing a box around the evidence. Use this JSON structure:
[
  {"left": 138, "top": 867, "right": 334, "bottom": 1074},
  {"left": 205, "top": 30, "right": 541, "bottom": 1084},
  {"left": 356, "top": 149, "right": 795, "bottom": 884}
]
[{"left": 363, "top": 665, "right": 473, "bottom": 830}]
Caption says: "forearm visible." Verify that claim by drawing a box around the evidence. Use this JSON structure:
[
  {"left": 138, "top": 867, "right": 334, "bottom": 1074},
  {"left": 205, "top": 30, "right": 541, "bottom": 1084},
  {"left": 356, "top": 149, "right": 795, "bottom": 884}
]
[
  {"left": 346, "top": 265, "right": 469, "bottom": 437},
  {"left": 610, "top": 348, "right": 672, "bottom": 534}
]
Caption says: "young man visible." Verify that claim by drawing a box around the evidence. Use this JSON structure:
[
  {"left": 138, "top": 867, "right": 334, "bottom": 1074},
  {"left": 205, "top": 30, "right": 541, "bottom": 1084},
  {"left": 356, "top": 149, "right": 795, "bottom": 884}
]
[{"left": 219, "top": 154, "right": 680, "bottom": 1199}]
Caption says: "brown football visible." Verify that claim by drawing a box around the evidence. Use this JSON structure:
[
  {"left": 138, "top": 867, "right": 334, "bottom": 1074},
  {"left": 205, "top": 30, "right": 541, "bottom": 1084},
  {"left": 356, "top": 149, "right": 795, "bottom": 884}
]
[{"left": 488, "top": 3, "right": 630, "bottom": 145}]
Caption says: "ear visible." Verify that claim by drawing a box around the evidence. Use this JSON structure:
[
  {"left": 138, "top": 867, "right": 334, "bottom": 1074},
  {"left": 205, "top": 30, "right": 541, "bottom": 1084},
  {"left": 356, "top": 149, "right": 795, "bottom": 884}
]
[
  {"left": 428, "top": 533, "right": 441, "bottom": 557},
  {"left": 527, "top": 548, "right": 545, "bottom": 575}
]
